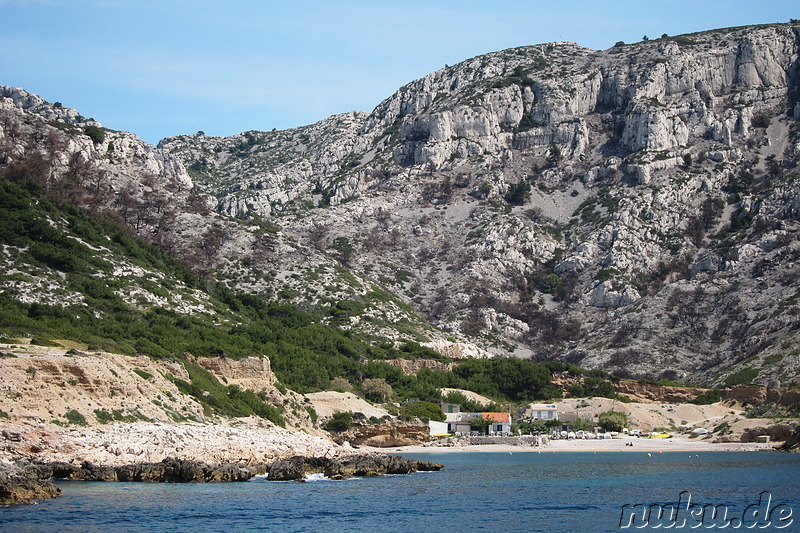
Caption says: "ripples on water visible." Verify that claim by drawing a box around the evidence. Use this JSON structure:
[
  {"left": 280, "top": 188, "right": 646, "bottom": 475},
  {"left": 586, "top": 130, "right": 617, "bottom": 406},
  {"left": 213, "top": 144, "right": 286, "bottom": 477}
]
[{"left": 2, "top": 452, "right": 799, "bottom": 532}]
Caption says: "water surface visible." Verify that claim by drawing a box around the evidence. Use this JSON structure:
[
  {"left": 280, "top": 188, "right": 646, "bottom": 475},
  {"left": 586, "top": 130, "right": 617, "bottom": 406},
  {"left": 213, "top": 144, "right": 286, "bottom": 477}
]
[{"left": 2, "top": 452, "right": 798, "bottom": 531}]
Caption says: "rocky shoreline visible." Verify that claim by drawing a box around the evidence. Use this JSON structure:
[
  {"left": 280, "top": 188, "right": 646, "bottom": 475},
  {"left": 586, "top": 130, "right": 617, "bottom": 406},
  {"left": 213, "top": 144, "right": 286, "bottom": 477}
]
[
  {"left": 1, "top": 457, "right": 258, "bottom": 505},
  {"left": 0, "top": 462, "right": 61, "bottom": 505},
  {"left": 267, "top": 453, "right": 443, "bottom": 481},
  {"left": 0, "top": 452, "right": 444, "bottom": 505}
]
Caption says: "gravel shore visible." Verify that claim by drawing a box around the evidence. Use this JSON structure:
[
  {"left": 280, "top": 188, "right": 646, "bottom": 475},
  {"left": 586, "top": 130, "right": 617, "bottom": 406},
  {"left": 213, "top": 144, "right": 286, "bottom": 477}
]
[{"left": 385, "top": 436, "right": 777, "bottom": 454}]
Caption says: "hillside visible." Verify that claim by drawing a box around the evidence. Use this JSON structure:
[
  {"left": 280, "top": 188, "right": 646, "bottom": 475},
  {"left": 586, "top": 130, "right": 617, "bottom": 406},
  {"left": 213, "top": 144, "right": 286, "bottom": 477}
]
[
  {"left": 2, "top": 23, "right": 800, "bottom": 390},
  {"left": 161, "top": 23, "right": 800, "bottom": 387},
  {"left": 0, "top": 174, "right": 566, "bottom": 417}
]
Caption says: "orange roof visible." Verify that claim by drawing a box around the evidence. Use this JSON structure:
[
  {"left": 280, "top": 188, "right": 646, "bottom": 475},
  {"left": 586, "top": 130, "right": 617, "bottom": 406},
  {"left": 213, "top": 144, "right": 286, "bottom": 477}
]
[{"left": 482, "top": 412, "right": 510, "bottom": 423}]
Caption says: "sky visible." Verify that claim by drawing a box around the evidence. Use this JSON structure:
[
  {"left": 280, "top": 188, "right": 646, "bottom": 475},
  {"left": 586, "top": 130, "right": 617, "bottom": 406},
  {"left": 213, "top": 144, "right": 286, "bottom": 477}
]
[{"left": 1, "top": 1, "right": 797, "bottom": 145}]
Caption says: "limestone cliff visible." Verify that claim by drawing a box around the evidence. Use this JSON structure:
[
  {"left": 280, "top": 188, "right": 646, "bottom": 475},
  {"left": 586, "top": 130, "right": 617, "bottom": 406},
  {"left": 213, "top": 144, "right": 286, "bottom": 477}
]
[
  {"left": 162, "top": 23, "right": 800, "bottom": 386},
  {"left": 3, "top": 22, "right": 800, "bottom": 387}
]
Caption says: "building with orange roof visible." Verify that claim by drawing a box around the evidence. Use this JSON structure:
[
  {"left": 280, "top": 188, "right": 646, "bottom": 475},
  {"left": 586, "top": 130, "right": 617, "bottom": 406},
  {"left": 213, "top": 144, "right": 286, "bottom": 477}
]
[
  {"left": 440, "top": 407, "right": 513, "bottom": 436},
  {"left": 481, "top": 412, "right": 512, "bottom": 435}
]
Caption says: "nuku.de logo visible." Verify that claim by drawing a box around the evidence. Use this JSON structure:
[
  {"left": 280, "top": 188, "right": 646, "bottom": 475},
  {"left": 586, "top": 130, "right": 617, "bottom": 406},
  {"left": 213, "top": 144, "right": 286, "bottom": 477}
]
[{"left": 619, "top": 491, "right": 793, "bottom": 529}]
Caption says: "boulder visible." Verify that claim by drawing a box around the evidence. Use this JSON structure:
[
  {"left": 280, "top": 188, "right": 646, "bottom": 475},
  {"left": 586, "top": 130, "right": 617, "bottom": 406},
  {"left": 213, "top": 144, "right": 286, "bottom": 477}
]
[
  {"left": 325, "top": 454, "right": 442, "bottom": 479},
  {"left": 740, "top": 424, "right": 796, "bottom": 443},
  {"left": 777, "top": 426, "right": 800, "bottom": 452},
  {"left": 0, "top": 463, "right": 61, "bottom": 505},
  {"left": 51, "top": 457, "right": 254, "bottom": 483},
  {"left": 267, "top": 453, "right": 443, "bottom": 481},
  {"left": 267, "top": 455, "right": 330, "bottom": 481}
]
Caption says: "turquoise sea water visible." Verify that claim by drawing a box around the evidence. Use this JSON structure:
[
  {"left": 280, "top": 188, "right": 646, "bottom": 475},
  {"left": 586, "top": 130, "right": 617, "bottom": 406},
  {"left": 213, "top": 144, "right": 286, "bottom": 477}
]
[{"left": 2, "top": 451, "right": 799, "bottom": 532}]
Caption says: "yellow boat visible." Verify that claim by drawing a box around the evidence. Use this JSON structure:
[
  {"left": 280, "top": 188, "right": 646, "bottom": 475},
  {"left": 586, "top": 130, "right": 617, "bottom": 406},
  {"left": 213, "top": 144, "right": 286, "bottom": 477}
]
[{"left": 649, "top": 433, "right": 672, "bottom": 439}]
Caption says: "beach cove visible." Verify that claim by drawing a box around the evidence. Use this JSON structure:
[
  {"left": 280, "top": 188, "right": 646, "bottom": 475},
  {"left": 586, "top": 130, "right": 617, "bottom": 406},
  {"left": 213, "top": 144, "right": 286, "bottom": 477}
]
[{"left": 389, "top": 434, "right": 777, "bottom": 454}]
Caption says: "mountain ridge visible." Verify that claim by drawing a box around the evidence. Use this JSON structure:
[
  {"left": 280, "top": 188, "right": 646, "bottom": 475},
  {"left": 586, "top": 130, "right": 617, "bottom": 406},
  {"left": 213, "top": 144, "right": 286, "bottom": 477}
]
[{"left": 2, "top": 22, "right": 800, "bottom": 387}]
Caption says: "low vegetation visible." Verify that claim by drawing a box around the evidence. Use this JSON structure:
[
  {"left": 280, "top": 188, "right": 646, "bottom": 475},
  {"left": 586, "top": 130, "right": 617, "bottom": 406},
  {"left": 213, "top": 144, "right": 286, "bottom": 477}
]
[
  {"left": 64, "top": 409, "right": 87, "bottom": 426},
  {"left": 598, "top": 411, "right": 628, "bottom": 432},
  {"left": 0, "top": 176, "right": 560, "bottom": 412},
  {"left": 399, "top": 401, "right": 446, "bottom": 422},
  {"left": 323, "top": 411, "right": 353, "bottom": 432}
]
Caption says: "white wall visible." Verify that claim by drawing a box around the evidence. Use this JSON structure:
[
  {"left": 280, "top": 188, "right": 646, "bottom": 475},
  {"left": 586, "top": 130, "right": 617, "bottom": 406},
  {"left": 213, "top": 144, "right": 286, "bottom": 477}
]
[{"left": 429, "top": 420, "right": 449, "bottom": 436}]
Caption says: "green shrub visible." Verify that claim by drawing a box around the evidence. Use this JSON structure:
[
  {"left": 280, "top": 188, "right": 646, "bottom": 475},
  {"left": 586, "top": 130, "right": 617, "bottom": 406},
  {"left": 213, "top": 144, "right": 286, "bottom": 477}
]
[
  {"left": 725, "top": 368, "right": 760, "bottom": 387},
  {"left": 399, "top": 401, "right": 445, "bottom": 422},
  {"left": 504, "top": 180, "right": 531, "bottom": 205},
  {"left": 226, "top": 385, "right": 285, "bottom": 426},
  {"left": 441, "top": 391, "right": 485, "bottom": 413},
  {"left": 397, "top": 340, "right": 446, "bottom": 361},
  {"left": 531, "top": 273, "right": 563, "bottom": 294},
  {"left": 598, "top": 410, "right": 628, "bottom": 432},
  {"left": 28, "top": 241, "right": 85, "bottom": 272},
  {"left": 94, "top": 409, "right": 114, "bottom": 424},
  {"left": 668, "top": 36, "right": 698, "bottom": 46},
  {"left": 83, "top": 125, "right": 105, "bottom": 144},
  {"left": 65, "top": 409, "right": 87, "bottom": 425},
  {"left": 111, "top": 409, "right": 138, "bottom": 423},
  {"left": 305, "top": 406, "right": 318, "bottom": 424},
  {"left": 133, "top": 368, "right": 153, "bottom": 380},
  {"left": 361, "top": 378, "right": 393, "bottom": 402},
  {"left": 331, "top": 236, "right": 354, "bottom": 264},
  {"left": 691, "top": 389, "right": 722, "bottom": 405},
  {"left": 451, "top": 357, "right": 552, "bottom": 402},
  {"left": 596, "top": 268, "right": 621, "bottom": 283},
  {"left": 323, "top": 411, "right": 353, "bottom": 432},
  {"left": 29, "top": 336, "right": 60, "bottom": 347}
]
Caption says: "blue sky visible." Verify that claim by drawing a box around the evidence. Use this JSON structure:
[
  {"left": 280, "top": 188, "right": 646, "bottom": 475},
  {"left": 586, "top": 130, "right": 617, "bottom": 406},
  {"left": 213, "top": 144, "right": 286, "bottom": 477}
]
[{"left": 1, "top": 1, "right": 796, "bottom": 145}]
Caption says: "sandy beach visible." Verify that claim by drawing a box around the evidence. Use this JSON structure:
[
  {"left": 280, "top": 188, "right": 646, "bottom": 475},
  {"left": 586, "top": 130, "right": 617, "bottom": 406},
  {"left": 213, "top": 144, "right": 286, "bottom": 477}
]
[{"left": 386, "top": 436, "right": 777, "bottom": 454}]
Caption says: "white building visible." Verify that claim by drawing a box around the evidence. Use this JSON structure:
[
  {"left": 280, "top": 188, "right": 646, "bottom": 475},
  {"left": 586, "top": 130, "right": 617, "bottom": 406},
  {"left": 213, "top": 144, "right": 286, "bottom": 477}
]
[
  {"left": 527, "top": 403, "right": 558, "bottom": 421},
  {"left": 443, "top": 411, "right": 512, "bottom": 436},
  {"left": 482, "top": 412, "right": 512, "bottom": 436}
]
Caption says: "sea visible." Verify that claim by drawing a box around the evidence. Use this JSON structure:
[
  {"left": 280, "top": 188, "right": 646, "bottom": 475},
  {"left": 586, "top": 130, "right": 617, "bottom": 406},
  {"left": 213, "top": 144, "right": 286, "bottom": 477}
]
[{"left": 2, "top": 451, "right": 799, "bottom": 532}]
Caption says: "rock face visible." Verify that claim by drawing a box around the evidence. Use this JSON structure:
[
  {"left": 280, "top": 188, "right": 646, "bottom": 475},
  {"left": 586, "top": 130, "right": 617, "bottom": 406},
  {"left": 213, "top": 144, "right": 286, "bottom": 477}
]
[
  {"left": 0, "top": 347, "right": 203, "bottom": 426},
  {"left": 739, "top": 424, "right": 796, "bottom": 444},
  {"left": 195, "top": 355, "right": 276, "bottom": 390},
  {"left": 2, "top": 22, "right": 800, "bottom": 387},
  {"left": 44, "top": 457, "right": 255, "bottom": 483},
  {"left": 723, "top": 385, "right": 769, "bottom": 405},
  {"left": 266, "top": 453, "right": 443, "bottom": 481},
  {"left": 613, "top": 382, "right": 706, "bottom": 403},
  {"left": 331, "top": 421, "right": 430, "bottom": 447},
  {"left": 778, "top": 426, "right": 800, "bottom": 451},
  {"left": 0, "top": 462, "right": 61, "bottom": 505},
  {"left": 383, "top": 358, "right": 454, "bottom": 375},
  {"left": 157, "top": 23, "right": 800, "bottom": 386}
]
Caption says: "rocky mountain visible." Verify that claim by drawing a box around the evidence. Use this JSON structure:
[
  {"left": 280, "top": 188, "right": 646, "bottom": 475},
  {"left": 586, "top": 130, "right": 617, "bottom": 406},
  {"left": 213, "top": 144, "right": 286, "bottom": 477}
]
[{"left": 3, "top": 23, "right": 800, "bottom": 388}]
